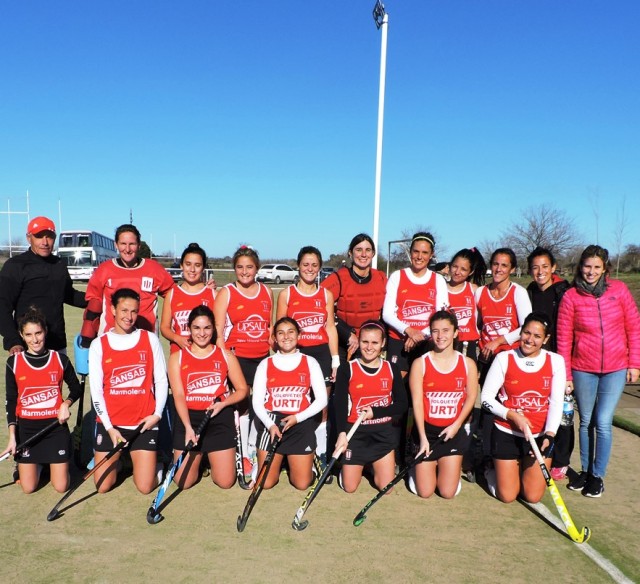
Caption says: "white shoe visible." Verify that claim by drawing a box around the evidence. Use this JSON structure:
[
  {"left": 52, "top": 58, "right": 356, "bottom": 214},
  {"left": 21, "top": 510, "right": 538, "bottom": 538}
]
[
  {"left": 455, "top": 479, "right": 462, "bottom": 497},
  {"left": 484, "top": 468, "right": 497, "bottom": 498},
  {"left": 407, "top": 470, "right": 418, "bottom": 495}
]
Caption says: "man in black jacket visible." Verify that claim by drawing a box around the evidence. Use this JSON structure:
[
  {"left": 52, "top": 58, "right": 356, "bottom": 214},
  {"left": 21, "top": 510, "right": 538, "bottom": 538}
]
[{"left": 0, "top": 216, "right": 86, "bottom": 355}]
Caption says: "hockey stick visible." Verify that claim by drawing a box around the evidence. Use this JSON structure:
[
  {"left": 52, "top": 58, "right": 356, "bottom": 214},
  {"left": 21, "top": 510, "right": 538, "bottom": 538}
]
[
  {"left": 72, "top": 335, "right": 89, "bottom": 468},
  {"left": 47, "top": 423, "right": 144, "bottom": 522},
  {"left": 0, "top": 418, "right": 62, "bottom": 463},
  {"left": 236, "top": 432, "right": 282, "bottom": 532},
  {"left": 524, "top": 426, "right": 591, "bottom": 543},
  {"left": 353, "top": 435, "right": 445, "bottom": 527},
  {"left": 146, "top": 405, "right": 217, "bottom": 524},
  {"left": 291, "top": 411, "right": 367, "bottom": 531},
  {"left": 234, "top": 410, "right": 253, "bottom": 490}
]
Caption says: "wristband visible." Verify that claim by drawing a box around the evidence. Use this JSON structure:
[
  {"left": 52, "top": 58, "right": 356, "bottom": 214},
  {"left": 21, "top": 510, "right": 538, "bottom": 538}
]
[{"left": 331, "top": 355, "right": 340, "bottom": 369}]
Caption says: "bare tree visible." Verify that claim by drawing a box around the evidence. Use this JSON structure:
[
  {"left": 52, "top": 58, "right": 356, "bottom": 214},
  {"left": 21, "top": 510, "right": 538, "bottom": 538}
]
[
  {"left": 391, "top": 225, "right": 440, "bottom": 266},
  {"left": 612, "top": 195, "right": 630, "bottom": 277},
  {"left": 501, "top": 204, "right": 582, "bottom": 266}
]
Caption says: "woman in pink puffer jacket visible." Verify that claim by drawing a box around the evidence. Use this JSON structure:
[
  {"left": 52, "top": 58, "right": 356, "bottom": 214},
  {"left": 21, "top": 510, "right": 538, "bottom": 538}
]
[{"left": 556, "top": 245, "right": 640, "bottom": 498}]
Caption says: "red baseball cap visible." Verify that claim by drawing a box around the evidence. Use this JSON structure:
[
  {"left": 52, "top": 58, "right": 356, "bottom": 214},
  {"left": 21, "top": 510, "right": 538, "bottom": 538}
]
[{"left": 27, "top": 216, "right": 56, "bottom": 235}]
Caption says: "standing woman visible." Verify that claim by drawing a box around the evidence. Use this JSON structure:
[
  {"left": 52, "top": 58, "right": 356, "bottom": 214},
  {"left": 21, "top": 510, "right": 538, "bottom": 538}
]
[
  {"left": 557, "top": 245, "right": 640, "bottom": 497},
  {"left": 481, "top": 312, "right": 566, "bottom": 503},
  {"left": 409, "top": 310, "right": 478, "bottom": 498},
  {"left": 2, "top": 307, "right": 82, "bottom": 493},
  {"left": 214, "top": 246, "right": 273, "bottom": 476},
  {"left": 383, "top": 232, "right": 449, "bottom": 375},
  {"left": 446, "top": 248, "right": 486, "bottom": 363},
  {"left": 252, "top": 317, "right": 328, "bottom": 489},
  {"left": 161, "top": 243, "right": 216, "bottom": 353},
  {"left": 276, "top": 246, "right": 339, "bottom": 463},
  {"left": 322, "top": 234, "right": 387, "bottom": 361},
  {"left": 168, "top": 305, "right": 249, "bottom": 489},
  {"left": 334, "top": 321, "right": 408, "bottom": 493}
]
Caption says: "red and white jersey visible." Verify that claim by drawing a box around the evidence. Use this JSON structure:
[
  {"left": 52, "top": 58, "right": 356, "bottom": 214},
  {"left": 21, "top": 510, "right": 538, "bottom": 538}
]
[
  {"left": 169, "top": 285, "right": 216, "bottom": 353},
  {"left": 262, "top": 354, "right": 313, "bottom": 415},
  {"left": 86, "top": 258, "right": 174, "bottom": 334},
  {"left": 420, "top": 352, "right": 468, "bottom": 426},
  {"left": 347, "top": 360, "right": 394, "bottom": 425},
  {"left": 388, "top": 269, "right": 438, "bottom": 340},
  {"left": 476, "top": 284, "right": 520, "bottom": 352},
  {"left": 179, "top": 346, "right": 230, "bottom": 410},
  {"left": 286, "top": 285, "right": 329, "bottom": 347},
  {"left": 13, "top": 351, "right": 64, "bottom": 420},
  {"left": 223, "top": 283, "right": 272, "bottom": 359},
  {"left": 98, "top": 330, "right": 156, "bottom": 426},
  {"left": 447, "top": 282, "right": 479, "bottom": 342},
  {"left": 494, "top": 352, "right": 553, "bottom": 435}
]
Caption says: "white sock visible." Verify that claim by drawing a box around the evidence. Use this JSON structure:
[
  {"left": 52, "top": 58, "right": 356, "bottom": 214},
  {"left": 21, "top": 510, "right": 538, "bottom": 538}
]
[
  {"left": 484, "top": 468, "right": 497, "bottom": 498},
  {"left": 455, "top": 479, "right": 462, "bottom": 497},
  {"left": 407, "top": 469, "right": 418, "bottom": 496},
  {"left": 315, "top": 421, "right": 327, "bottom": 461}
]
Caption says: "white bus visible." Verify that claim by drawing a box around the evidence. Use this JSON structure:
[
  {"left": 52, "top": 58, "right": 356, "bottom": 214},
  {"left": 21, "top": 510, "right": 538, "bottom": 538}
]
[{"left": 56, "top": 230, "right": 117, "bottom": 280}]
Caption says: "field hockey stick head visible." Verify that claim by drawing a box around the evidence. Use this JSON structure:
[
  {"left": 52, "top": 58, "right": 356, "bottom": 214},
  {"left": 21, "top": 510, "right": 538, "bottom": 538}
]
[
  {"left": 146, "top": 507, "right": 164, "bottom": 525},
  {"left": 291, "top": 517, "right": 309, "bottom": 531},
  {"left": 73, "top": 334, "right": 90, "bottom": 376},
  {"left": 46, "top": 509, "right": 61, "bottom": 522}
]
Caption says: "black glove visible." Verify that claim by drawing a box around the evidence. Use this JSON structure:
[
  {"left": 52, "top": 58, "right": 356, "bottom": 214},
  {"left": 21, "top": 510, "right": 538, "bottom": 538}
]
[{"left": 540, "top": 435, "right": 555, "bottom": 458}]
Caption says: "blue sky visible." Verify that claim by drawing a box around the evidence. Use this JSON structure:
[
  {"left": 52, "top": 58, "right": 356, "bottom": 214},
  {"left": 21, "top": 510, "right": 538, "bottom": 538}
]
[{"left": 1, "top": 1, "right": 638, "bottom": 262}]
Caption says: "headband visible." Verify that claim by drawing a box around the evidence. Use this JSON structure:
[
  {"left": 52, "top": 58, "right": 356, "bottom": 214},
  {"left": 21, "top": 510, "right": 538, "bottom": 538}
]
[{"left": 411, "top": 235, "right": 435, "bottom": 247}]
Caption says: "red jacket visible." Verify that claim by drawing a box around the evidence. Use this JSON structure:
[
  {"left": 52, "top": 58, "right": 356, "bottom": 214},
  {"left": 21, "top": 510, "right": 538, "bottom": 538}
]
[{"left": 556, "top": 279, "right": 640, "bottom": 380}]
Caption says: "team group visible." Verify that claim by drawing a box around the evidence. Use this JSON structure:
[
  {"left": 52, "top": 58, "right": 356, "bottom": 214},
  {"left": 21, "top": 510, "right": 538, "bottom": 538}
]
[{"left": 1, "top": 216, "right": 639, "bottom": 510}]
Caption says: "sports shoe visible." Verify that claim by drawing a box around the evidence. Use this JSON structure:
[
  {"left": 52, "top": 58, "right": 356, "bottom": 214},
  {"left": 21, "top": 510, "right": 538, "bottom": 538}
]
[
  {"left": 567, "top": 470, "right": 588, "bottom": 491},
  {"left": 407, "top": 471, "right": 418, "bottom": 496},
  {"left": 582, "top": 474, "right": 604, "bottom": 498},
  {"left": 484, "top": 467, "right": 497, "bottom": 498},
  {"left": 550, "top": 466, "right": 568, "bottom": 481}
]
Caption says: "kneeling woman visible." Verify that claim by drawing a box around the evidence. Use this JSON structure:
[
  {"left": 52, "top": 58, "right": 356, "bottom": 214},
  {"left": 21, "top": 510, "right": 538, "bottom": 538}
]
[
  {"left": 409, "top": 310, "right": 478, "bottom": 499},
  {"left": 168, "top": 305, "right": 249, "bottom": 489},
  {"left": 480, "top": 312, "right": 565, "bottom": 503},
  {"left": 2, "top": 307, "right": 82, "bottom": 493},
  {"left": 334, "top": 321, "right": 408, "bottom": 493},
  {"left": 252, "top": 317, "right": 327, "bottom": 490}
]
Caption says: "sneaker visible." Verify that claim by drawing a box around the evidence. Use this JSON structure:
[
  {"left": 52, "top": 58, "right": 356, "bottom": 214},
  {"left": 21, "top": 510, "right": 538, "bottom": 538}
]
[
  {"left": 407, "top": 471, "right": 418, "bottom": 496},
  {"left": 155, "top": 462, "right": 166, "bottom": 485},
  {"left": 550, "top": 466, "right": 568, "bottom": 481},
  {"left": 484, "top": 467, "right": 497, "bottom": 498},
  {"left": 568, "top": 470, "right": 588, "bottom": 491},
  {"left": 582, "top": 474, "right": 604, "bottom": 498}
]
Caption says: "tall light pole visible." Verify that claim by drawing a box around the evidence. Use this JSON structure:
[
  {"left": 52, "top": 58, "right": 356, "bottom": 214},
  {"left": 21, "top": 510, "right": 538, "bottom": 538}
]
[{"left": 371, "top": 0, "right": 388, "bottom": 269}]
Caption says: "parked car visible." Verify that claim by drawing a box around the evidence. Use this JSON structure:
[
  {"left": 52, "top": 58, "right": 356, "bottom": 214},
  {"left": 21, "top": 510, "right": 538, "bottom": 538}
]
[
  {"left": 256, "top": 264, "right": 299, "bottom": 284},
  {"left": 318, "top": 266, "right": 335, "bottom": 283}
]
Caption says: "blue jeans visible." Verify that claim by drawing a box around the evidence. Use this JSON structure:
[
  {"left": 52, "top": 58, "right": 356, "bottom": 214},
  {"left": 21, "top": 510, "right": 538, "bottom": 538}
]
[{"left": 572, "top": 369, "right": 627, "bottom": 478}]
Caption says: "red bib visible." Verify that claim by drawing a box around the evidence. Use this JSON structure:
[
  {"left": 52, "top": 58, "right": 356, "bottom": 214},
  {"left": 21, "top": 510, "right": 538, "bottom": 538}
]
[
  {"left": 223, "top": 283, "right": 272, "bottom": 358},
  {"left": 347, "top": 360, "right": 394, "bottom": 425},
  {"left": 263, "top": 355, "right": 312, "bottom": 415},
  {"left": 389, "top": 269, "right": 437, "bottom": 340},
  {"left": 14, "top": 351, "right": 64, "bottom": 420},
  {"left": 180, "top": 346, "right": 230, "bottom": 410},
  {"left": 421, "top": 352, "right": 468, "bottom": 426},
  {"left": 447, "top": 282, "right": 479, "bottom": 342},
  {"left": 478, "top": 284, "right": 520, "bottom": 352},
  {"left": 287, "top": 285, "right": 329, "bottom": 347},
  {"left": 169, "top": 285, "right": 216, "bottom": 353}
]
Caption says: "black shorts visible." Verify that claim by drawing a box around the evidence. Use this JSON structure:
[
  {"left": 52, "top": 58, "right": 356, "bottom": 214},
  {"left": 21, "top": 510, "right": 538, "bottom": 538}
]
[
  {"left": 299, "top": 343, "right": 332, "bottom": 382},
  {"left": 491, "top": 426, "right": 547, "bottom": 460},
  {"left": 236, "top": 356, "right": 265, "bottom": 387},
  {"left": 172, "top": 407, "right": 236, "bottom": 453},
  {"left": 94, "top": 423, "right": 158, "bottom": 452},
  {"left": 411, "top": 422, "right": 470, "bottom": 461},
  {"left": 343, "top": 423, "right": 396, "bottom": 466},
  {"left": 16, "top": 418, "right": 71, "bottom": 465},
  {"left": 386, "top": 337, "right": 429, "bottom": 373},
  {"left": 256, "top": 412, "right": 317, "bottom": 456}
]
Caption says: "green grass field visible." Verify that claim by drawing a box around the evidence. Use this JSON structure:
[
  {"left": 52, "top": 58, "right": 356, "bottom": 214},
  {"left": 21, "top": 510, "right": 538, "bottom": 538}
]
[{"left": 0, "top": 284, "right": 639, "bottom": 583}]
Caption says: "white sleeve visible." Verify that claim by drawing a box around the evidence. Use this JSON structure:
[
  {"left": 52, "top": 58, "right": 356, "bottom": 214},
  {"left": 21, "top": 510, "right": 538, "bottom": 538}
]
[
  {"left": 504, "top": 285, "right": 532, "bottom": 345},
  {"left": 382, "top": 270, "right": 406, "bottom": 336},
  {"left": 420, "top": 273, "right": 451, "bottom": 335},
  {"left": 295, "top": 357, "right": 329, "bottom": 423},
  {"left": 149, "top": 333, "right": 168, "bottom": 418},
  {"left": 251, "top": 359, "right": 274, "bottom": 430},
  {"left": 89, "top": 337, "right": 113, "bottom": 431},
  {"left": 544, "top": 352, "right": 567, "bottom": 435},
  {"left": 480, "top": 352, "right": 510, "bottom": 420}
]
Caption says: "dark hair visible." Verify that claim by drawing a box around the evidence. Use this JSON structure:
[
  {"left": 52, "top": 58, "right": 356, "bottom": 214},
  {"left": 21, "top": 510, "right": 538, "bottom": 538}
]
[
  {"left": 17, "top": 306, "right": 47, "bottom": 334},
  {"left": 429, "top": 309, "right": 459, "bottom": 331},
  {"left": 410, "top": 232, "right": 436, "bottom": 253},
  {"left": 111, "top": 288, "right": 140, "bottom": 307},
  {"left": 358, "top": 319, "right": 386, "bottom": 339},
  {"left": 187, "top": 305, "right": 217, "bottom": 345},
  {"left": 522, "top": 311, "right": 552, "bottom": 337},
  {"left": 232, "top": 245, "right": 260, "bottom": 269},
  {"left": 297, "top": 246, "right": 323, "bottom": 266},
  {"left": 575, "top": 244, "right": 610, "bottom": 280},
  {"left": 527, "top": 246, "right": 556, "bottom": 271},
  {"left": 115, "top": 224, "right": 141, "bottom": 244},
  {"left": 274, "top": 316, "right": 300, "bottom": 334},
  {"left": 180, "top": 242, "right": 207, "bottom": 266},
  {"left": 490, "top": 247, "right": 517, "bottom": 270},
  {"left": 450, "top": 248, "right": 487, "bottom": 286},
  {"left": 348, "top": 233, "right": 376, "bottom": 256}
]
